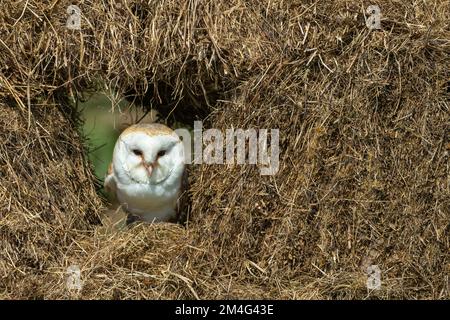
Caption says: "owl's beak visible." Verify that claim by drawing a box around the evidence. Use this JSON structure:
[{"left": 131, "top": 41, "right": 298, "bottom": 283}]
[{"left": 143, "top": 162, "right": 153, "bottom": 176}]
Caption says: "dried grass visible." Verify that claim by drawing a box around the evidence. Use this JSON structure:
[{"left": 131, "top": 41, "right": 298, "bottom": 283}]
[{"left": 0, "top": 0, "right": 449, "bottom": 299}]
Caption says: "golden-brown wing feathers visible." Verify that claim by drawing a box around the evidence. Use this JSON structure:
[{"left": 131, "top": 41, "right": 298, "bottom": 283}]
[{"left": 104, "top": 162, "right": 117, "bottom": 198}]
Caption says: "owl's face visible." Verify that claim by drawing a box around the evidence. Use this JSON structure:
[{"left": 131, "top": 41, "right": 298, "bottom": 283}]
[{"left": 113, "top": 125, "right": 184, "bottom": 185}]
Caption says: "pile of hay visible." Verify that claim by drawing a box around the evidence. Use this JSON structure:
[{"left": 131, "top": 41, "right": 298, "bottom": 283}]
[{"left": 0, "top": 0, "right": 448, "bottom": 299}]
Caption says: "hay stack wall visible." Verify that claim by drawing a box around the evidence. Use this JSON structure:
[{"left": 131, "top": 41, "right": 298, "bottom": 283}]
[{"left": 0, "top": 1, "right": 449, "bottom": 299}]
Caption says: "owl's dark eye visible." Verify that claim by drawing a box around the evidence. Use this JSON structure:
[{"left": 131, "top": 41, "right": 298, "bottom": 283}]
[
  {"left": 157, "top": 150, "right": 166, "bottom": 158},
  {"left": 132, "top": 149, "right": 143, "bottom": 156}
]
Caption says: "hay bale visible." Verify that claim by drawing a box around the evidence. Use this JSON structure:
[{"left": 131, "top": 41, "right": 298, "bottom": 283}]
[
  {"left": 0, "top": 0, "right": 449, "bottom": 299},
  {"left": 0, "top": 101, "right": 101, "bottom": 298}
]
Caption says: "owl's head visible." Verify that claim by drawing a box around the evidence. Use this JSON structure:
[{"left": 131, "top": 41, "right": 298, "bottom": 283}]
[{"left": 112, "top": 124, "right": 184, "bottom": 185}]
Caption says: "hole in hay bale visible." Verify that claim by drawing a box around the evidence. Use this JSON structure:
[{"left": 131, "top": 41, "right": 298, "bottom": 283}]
[
  {"left": 77, "top": 91, "right": 131, "bottom": 186},
  {"left": 75, "top": 82, "right": 204, "bottom": 228},
  {"left": 123, "top": 79, "right": 216, "bottom": 127}
]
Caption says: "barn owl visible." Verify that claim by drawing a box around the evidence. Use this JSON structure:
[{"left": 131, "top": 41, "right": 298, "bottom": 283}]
[{"left": 105, "top": 123, "right": 186, "bottom": 223}]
